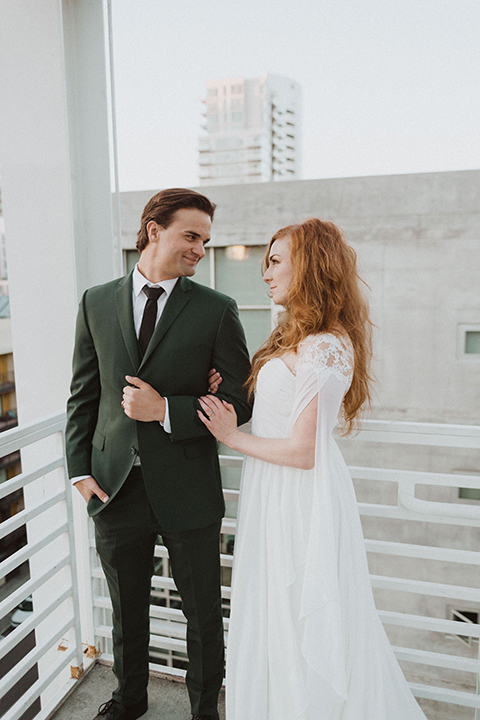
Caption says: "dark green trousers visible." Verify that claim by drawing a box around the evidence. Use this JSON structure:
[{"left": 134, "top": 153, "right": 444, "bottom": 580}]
[{"left": 93, "top": 467, "right": 224, "bottom": 715}]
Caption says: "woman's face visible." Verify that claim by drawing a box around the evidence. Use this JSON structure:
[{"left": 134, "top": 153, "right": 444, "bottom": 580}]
[{"left": 263, "top": 236, "right": 294, "bottom": 306}]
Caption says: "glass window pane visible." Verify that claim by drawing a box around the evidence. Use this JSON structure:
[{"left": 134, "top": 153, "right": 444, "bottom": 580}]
[
  {"left": 459, "top": 487, "right": 480, "bottom": 500},
  {"left": 215, "top": 246, "right": 268, "bottom": 305},
  {"left": 239, "top": 309, "right": 271, "bottom": 357},
  {"left": 465, "top": 331, "right": 480, "bottom": 354},
  {"left": 125, "top": 249, "right": 139, "bottom": 274},
  {"left": 192, "top": 252, "right": 211, "bottom": 287}
]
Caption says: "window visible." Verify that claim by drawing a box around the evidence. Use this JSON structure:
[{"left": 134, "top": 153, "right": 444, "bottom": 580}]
[
  {"left": 207, "top": 88, "right": 218, "bottom": 97},
  {"left": 231, "top": 112, "right": 244, "bottom": 124},
  {"left": 206, "top": 103, "right": 218, "bottom": 115},
  {"left": 466, "top": 332, "right": 480, "bottom": 354},
  {"left": 449, "top": 608, "right": 479, "bottom": 645},
  {"left": 459, "top": 487, "right": 480, "bottom": 500},
  {"left": 124, "top": 249, "right": 139, "bottom": 274},
  {"left": 125, "top": 246, "right": 273, "bottom": 358},
  {"left": 457, "top": 324, "right": 480, "bottom": 362},
  {"left": 231, "top": 84, "right": 243, "bottom": 94},
  {"left": 231, "top": 98, "right": 243, "bottom": 110},
  {"left": 216, "top": 137, "right": 243, "bottom": 150}
]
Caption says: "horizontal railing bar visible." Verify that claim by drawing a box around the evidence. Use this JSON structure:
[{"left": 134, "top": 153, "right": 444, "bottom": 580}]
[
  {"left": 152, "top": 542, "right": 234, "bottom": 568},
  {"left": 150, "top": 606, "right": 186, "bottom": 622},
  {"left": 393, "top": 645, "right": 480, "bottom": 673},
  {"left": 0, "top": 457, "right": 65, "bottom": 500},
  {"left": 364, "top": 538, "right": 480, "bottom": 565},
  {"left": 95, "top": 624, "right": 187, "bottom": 653},
  {"left": 0, "top": 586, "right": 72, "bottom": 660},
  {"left": 379, "top": 609, "right": 480, "bottom": 638},
  {"left": 150, "top": 619, "right": 186, "bottom": 640},
  {"left": 221, "top": 519, "right": 236, "bottom": 534},
  {"left": 94, "top": 595, "right": 188, "bottom": 623},
  {"left": 349, "top": 465, "right": 480, "bottom": 489},
  {"left": 92, "top": 566, "right": 232, "bottom": 600},
  {"left": 0, "top": 411, "right": 66, "bottom": 456},
  {"left": 0, "top": 617, "right": 74, "bottom": 698},
  {"left": 0, "top": 522, "right": 68, "bottom": 578},
  {"left": 1, "top": 646, "right": 76, "bottom": 720},
  {"left": 409, "top": 682, "right": 480, "bottom": 708},
  {"left": 0, "top": 555, "right": 70, "bottom": 621},
  {"left": 358, "top": 502, "right": 480, "bottom": 527},
  {"left": 352, "top": 430, "right": 480, "bottom": 450},
  {"left": 219, "top": 455, "right": 243, "bottom": 468},
  {"left": 94, "top": 594, "right": 231, "bottom": 632},
  {"left": 371, "top": 574, "right": 480, "bottom": 602},
  {"left": 399, "top": 491, "right": 480, "bottom": 520},
  {"left": 222, "top": 503, "right": 480, "bottom": 530},
  {"left": 0, "top": 489, "right": 66, "bottom": 540},
  {"left": 360, "top": 418, "right": 480, "bottom": 438},
  {"left": 223, "top": 489, "right": 239, "bottom": 502}
]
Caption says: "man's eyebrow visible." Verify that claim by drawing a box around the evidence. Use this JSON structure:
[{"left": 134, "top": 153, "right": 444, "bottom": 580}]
[{"left": 183, "top": 229, "right": 210, "bottom": 242}]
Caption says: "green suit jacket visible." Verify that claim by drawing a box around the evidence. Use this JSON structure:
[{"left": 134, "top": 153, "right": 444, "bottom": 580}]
[{"left": 65, "top": 272, "right": 252, "bottom": 532}]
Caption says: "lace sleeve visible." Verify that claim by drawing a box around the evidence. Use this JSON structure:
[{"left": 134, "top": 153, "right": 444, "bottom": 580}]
[
  {"left": 287, "top": 333, "right": 354, "bottom": 435},
  {"left": 294, "top": 333, "right": 354, "bottom": 389}
]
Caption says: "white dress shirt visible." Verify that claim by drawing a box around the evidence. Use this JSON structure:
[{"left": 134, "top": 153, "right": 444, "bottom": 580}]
[{"left": 71, "top": 265, "right": 179, "bottom": 484}]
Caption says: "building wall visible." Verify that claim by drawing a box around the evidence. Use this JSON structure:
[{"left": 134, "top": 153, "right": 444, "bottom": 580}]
[{"left": 120, "top": 169, "right": 480, "bottom": 426}]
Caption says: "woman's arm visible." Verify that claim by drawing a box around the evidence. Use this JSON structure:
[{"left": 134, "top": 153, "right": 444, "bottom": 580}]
[{"left": 198, "top": 394, "right": 317, "bottom": 470}]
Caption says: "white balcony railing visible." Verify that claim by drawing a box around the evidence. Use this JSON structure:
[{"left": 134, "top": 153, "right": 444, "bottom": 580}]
[
  {"left": 0, "top": 413, "right": 87, "bottom": 720},
  {"left": 1, "top": 413, "right": 479, "bottom": 719}
]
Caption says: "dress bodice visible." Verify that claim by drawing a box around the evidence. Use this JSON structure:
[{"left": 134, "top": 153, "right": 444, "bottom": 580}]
[
  {"left": 251, "top": 358, "right": 296, "bottom": 438},
  {"left": 251, "top": 333, "right": 354, "bottom": 440}
]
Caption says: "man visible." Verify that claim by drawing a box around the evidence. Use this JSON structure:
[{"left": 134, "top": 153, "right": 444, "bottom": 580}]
[{"left": 66, "top": 188, "right": 252, "bottom": 720}]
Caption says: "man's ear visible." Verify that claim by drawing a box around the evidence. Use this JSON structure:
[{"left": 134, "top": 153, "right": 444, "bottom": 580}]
[{"left": 146, "top": 220, "right": 162, "bottom": 243}]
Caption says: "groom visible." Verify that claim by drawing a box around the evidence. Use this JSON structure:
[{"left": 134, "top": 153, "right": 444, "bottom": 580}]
[{"left": 66, "top": 188, "right": 252, "bottom": 720}]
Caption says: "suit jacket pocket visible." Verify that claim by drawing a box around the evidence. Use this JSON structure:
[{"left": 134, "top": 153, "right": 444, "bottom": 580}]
[
  {"left": 183, "top": 436, "right": 214, "bottom": 459},
  {"left": 92, "top": 429, "right": 105, "bottom": 451}
]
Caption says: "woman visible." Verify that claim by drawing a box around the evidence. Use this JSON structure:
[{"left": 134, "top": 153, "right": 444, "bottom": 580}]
[{"left": 199, "top": 219, "right": 426, "bottom": 720}]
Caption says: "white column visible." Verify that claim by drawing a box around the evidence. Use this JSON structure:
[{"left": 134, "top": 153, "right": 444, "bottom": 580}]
[{"left": 0, "top": 0, "right": 117, "bottom": 707}]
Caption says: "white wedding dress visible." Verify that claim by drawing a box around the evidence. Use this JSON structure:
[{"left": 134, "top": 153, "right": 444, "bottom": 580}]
[{"left": 226, "top": 333, "right": 426, "bottom": 720}]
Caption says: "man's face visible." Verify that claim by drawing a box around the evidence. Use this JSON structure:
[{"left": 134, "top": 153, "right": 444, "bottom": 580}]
[{"left": 146, "top": 208, "right": 211, "bottom": 279}]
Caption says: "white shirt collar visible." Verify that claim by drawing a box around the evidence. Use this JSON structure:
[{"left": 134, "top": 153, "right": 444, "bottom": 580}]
[{"left": 132, "top": 264, "right": 179, "bottom": 299}]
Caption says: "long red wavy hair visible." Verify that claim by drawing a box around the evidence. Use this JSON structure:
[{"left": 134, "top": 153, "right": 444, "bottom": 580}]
[{"left": 246, "top": 218, "right": 374, "bottom": 434}]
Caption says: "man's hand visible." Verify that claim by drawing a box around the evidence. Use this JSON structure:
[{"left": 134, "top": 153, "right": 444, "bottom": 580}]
[
  {"left": 74, "top": 476, "right": 109, "bottom": 503},
  {"left": 208, "top": 368, "right": 223, "bottom": 394},
  {"left": 122, "top": 376, "right": 166, "bottom": 422}
]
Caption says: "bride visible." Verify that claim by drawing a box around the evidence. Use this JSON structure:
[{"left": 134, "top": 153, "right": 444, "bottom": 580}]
[{"left": 198, "top": 218, "right": 426, "bottom": 719}]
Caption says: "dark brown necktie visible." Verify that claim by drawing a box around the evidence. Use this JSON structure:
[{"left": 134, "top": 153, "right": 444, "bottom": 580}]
[{"left": 138, "top": 285, "right": 164, "bottom": 356}]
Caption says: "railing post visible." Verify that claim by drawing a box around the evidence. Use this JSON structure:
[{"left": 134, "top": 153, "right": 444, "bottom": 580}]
[{"left": 60, "top": 430, "right": 86, "bottom": 678}]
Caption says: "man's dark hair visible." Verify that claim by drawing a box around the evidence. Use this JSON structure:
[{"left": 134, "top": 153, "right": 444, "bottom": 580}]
[{"left": 136, "top": 188, "right": 216, "bottom": 252}]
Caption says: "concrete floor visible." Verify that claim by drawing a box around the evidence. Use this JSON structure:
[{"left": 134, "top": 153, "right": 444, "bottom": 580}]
[{"left": 52, "top": 662, "right": 225, "bottom": 720}]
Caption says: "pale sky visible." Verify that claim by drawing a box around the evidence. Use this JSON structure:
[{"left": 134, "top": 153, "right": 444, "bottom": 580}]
[{"left": 111, "top": 0, "right": 480, "bottom": 192}]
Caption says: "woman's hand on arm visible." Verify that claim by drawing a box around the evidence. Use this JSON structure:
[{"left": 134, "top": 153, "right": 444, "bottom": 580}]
[
  {"left": 198, "top": 394, "right": 317, "bottom": 470},
  {"left": 198, "top": 395, "right": 240, "bottom": 446}
]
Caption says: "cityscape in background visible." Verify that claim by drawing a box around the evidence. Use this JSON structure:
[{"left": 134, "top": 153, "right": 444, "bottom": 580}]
[{"left": 198, "top": 73, "right": 301, "bottom": 186}]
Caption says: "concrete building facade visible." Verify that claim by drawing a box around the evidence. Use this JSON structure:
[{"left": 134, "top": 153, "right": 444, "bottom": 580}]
[{"left": 199, "top": 73, "right": 301, "bottom": 186}]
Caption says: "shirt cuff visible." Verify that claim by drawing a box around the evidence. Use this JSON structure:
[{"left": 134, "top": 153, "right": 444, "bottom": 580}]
[
  {"left": 71, "top": 475, "right": 91, "bottom": 486},
  {"left": 160, "top": 397, "right": 171, "bottom": 433}
]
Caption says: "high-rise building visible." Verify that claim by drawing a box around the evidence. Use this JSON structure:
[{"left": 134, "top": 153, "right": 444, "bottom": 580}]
[{"left": 198, "top": 73, "right": 301, "bottom": 186}]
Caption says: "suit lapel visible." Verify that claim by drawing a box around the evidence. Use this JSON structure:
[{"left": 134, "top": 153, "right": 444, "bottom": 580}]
[
  {"left": 115, "top": 271, "right": 141, "bottom": 370},
  {"left": 138, "top": 277, "right": 193, "bottom": 371}
]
